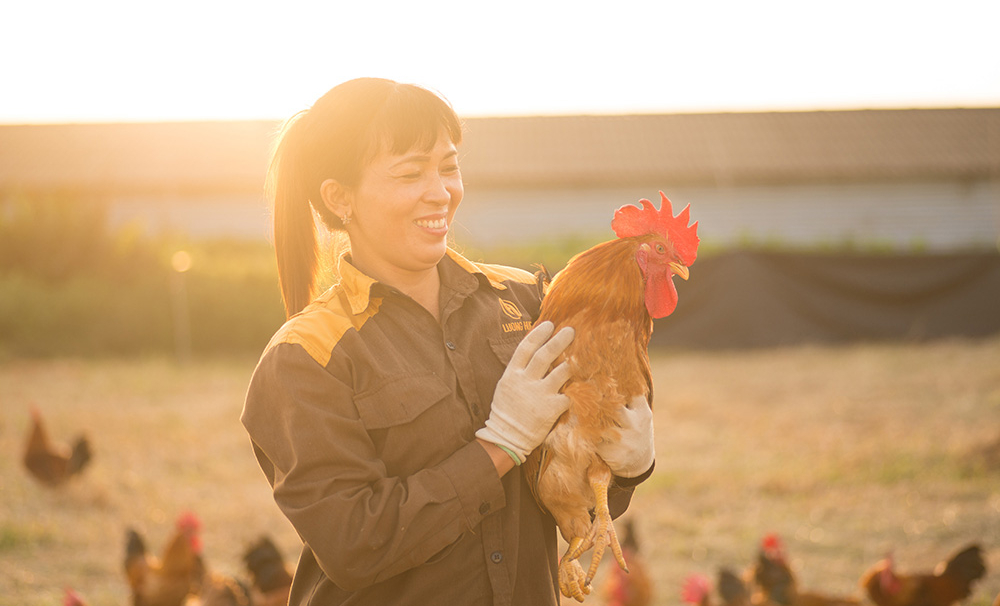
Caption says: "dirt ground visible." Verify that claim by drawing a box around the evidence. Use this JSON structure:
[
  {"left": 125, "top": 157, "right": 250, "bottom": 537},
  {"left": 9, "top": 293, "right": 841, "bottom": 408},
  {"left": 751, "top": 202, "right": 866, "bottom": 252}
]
[{"left": 1, "top": 337, "right": 998, "bottom": 606}]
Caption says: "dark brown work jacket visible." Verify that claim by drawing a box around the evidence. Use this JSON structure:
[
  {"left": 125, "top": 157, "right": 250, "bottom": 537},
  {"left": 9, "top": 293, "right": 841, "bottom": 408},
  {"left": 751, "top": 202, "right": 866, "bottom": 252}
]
[{"left": 242, "top": 249, "right": 646, "bottom": 605}]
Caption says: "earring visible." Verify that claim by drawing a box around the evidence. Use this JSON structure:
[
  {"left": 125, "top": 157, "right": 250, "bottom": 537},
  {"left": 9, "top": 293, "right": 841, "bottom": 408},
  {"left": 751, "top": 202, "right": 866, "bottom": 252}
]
[{"left": 341, "top": 212, "right": 352, "bottom": 227}]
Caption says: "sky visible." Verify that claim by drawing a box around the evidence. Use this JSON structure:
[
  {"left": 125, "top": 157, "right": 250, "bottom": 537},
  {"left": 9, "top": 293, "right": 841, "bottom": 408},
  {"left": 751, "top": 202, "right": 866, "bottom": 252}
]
[{"left": 2, "top": 0, "right": 999, "bottom": 124}]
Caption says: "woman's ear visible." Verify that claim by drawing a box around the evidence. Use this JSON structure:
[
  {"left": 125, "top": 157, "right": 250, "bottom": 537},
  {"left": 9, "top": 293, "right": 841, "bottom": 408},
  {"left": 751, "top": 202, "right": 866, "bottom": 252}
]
[{"left": 320, "top": 179, "right": 351, "bottom": 218}]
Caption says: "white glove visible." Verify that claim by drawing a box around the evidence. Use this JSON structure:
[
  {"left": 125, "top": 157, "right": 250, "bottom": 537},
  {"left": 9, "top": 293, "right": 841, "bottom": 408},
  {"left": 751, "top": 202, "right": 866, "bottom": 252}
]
[
  {"left": 476, "top": 321, "right": 575, "bottom": 464},
  {"left": 596, "top": 395, "right": 655, "bottom": 478}
]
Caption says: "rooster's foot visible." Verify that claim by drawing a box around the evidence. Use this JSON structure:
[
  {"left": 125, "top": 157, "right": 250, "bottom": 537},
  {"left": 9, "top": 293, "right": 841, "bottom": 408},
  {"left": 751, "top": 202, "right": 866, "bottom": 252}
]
[
  {"left": 584, "top": 472, "right": 628, "bottom": 586},
  {"left": 558, "top": 546, "right": 591, "bottom": 603}
]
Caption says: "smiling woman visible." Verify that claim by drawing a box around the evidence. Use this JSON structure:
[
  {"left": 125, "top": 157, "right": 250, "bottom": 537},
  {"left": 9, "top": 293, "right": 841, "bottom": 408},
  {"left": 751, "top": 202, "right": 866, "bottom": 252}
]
[
  {"left": 265, "top": 77, "right": 464, "bottom": 317},
  {"left": 240, "top": 77, "right": 655, "bottom": 605}
]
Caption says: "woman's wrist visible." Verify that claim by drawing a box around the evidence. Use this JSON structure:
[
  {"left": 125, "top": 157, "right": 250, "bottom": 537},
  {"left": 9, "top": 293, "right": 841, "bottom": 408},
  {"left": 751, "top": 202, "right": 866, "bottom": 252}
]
[{"left": 476, "top": 438, "right": 517, "bottom": 476}]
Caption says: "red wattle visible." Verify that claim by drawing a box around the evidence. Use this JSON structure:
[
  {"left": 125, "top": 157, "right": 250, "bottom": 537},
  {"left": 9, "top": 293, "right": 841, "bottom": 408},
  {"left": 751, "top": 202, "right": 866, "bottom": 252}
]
[{"left": 645, "top": 270, "right": 678, "bottom": 319}]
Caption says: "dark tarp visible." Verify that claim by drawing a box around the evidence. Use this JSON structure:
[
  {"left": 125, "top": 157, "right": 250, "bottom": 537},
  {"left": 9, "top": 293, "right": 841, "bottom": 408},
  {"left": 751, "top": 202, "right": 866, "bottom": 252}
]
[{"left": 651, "top": 251, "right": 1000, "bottom": 349}]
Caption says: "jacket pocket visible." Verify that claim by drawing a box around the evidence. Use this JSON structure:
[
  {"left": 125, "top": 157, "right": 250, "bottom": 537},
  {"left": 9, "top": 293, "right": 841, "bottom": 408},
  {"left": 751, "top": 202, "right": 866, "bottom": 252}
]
[
  {"left": 487, "top": 334, "right": 522, "bottom": 367},
  {"left": 354, "top": 373, "right": 453, "bottom": 430}
]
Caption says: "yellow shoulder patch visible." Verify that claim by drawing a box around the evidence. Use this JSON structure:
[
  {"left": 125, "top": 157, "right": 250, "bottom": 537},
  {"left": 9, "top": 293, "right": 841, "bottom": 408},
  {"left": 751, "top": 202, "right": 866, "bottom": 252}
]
[{"left": 264, "top": 287, "right": 380, "bottom": 367}]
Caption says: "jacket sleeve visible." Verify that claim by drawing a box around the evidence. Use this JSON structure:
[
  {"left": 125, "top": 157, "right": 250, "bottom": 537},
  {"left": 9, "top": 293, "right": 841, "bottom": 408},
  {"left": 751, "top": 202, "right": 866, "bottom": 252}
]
[{"left": 241, "top": 342, "right": 507, "bottom": 591}]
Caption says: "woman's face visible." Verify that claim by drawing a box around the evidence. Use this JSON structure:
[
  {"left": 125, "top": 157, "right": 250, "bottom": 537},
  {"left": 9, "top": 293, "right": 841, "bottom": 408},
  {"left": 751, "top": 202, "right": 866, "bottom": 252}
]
[{"left": 346, "top": 132, "right": 464, "bottom": 284}]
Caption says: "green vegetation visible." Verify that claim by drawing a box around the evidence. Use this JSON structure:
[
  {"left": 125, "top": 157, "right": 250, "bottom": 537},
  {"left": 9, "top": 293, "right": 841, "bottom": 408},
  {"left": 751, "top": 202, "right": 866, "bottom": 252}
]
[
  {"left": 1, "top": 194, "right": 994, "bottom": 359},
  {"left": 0, "top": 196, "right": 285, "bottom": 358}
]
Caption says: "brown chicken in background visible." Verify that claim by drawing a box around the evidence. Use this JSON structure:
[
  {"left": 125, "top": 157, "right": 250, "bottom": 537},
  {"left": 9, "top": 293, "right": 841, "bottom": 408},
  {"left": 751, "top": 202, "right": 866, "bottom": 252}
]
[
  {"left": 752, "top": 533, "right": 862, "bottom": 606},
  {"left": 525, "top": 192, "right": 699, "bottom": 601},
  {"left": 243, "top": 535, "right": 293, "bottom": 606},
  {"left": 22, "top": 405, "right": 92, "bottom": 487},
  {"left": 124, "top": 512, "right": 204, "bottom": 606},
  {"left": 599, "top": 518, "right": 653, "bottom": 606},
  {"left": 682, "top": 569, "right": 753, "bottom": 606},
  {"left": 196, "top": 572, "right": 251, "bottom": 606},
  {"left": 859, "top": 543, "right": 987, "bottom": 606},
  {"left": 718, "top": 568, "right": 753, "bottom": 606}
]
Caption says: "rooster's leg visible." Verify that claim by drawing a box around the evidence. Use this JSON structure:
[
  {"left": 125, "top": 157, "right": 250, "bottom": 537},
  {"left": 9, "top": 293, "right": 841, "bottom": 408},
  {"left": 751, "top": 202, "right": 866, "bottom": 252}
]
[
  {"left": 585, "top": 463, "right": 628, "bottom": 587},
  {"left": 559, "top": 537, "right": 591, "bottom": 602}
]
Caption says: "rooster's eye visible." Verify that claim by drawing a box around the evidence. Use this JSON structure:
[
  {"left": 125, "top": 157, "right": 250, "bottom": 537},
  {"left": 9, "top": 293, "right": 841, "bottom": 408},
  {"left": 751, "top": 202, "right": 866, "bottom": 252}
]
[{"left": 655, "top": 244, "right": 666, "bottom": 254}]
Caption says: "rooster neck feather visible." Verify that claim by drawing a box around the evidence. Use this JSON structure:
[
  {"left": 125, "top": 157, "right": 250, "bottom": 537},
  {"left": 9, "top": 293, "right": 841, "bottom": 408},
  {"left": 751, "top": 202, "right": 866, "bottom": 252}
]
[{"left": 540, "top": 237, "right": 650, "bottom": 334}]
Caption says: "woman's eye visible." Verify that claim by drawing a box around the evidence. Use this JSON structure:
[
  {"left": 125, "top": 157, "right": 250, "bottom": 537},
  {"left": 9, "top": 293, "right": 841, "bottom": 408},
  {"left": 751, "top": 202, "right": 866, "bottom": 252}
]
[{"left": 442, "top": 164, "right": 459, "bottom": 174}]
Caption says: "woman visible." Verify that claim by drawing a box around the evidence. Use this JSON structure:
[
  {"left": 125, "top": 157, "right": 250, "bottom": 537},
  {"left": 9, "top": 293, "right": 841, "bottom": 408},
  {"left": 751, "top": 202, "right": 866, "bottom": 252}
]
[{"left": 241, "top": 77, "right": 654, "bottom": 605}]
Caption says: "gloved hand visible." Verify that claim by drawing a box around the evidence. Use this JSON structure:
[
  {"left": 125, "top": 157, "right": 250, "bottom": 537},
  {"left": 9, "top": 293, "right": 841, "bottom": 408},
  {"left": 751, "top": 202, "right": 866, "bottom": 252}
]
[
  {"left": 476, "top": 321, "right": 575, "bottom": 464},
  {"left": 596, "top": 395, "right": 655, "bottom": 478}
]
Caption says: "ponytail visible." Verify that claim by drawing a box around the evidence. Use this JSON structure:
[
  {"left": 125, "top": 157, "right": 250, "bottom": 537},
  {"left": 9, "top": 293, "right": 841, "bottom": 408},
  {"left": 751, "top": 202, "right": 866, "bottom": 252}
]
[{"left": 268, "top": 112, "right": 319, "bottom": 318}]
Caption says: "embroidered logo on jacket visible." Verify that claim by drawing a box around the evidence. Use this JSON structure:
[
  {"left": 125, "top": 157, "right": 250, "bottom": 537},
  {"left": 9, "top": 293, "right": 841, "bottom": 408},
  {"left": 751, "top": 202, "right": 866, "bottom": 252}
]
[
  {"left": 499, "top": 299, "right": 523, "bottom": 320},
  {"left": 499, "top": 298, "right": 530, "bottom": 333}
]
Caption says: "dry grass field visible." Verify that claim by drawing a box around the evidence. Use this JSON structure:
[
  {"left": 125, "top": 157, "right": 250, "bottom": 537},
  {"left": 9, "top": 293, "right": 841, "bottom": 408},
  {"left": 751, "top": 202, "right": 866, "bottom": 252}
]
[{"left": 1, "top": 337, "right": 999, "bottom": 606}]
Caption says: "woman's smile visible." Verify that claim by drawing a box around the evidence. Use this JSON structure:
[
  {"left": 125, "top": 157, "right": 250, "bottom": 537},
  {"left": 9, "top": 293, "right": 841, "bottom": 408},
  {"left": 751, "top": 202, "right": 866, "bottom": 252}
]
[{"left": 414, "top": 214, "right": 449, "bottom": 233}]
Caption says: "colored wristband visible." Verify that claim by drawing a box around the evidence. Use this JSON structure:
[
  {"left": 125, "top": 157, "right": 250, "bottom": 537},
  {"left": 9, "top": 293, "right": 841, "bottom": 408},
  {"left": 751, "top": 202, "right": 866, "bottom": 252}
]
[{"left": 496, "top": 444, "right": 523, "bottom": 466}]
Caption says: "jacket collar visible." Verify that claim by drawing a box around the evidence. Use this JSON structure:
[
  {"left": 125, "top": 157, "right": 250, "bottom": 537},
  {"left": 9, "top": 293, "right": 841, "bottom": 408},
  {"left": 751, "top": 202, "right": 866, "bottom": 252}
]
[{"left": 336, "top": 248, "right": 501, "bottom": 316}]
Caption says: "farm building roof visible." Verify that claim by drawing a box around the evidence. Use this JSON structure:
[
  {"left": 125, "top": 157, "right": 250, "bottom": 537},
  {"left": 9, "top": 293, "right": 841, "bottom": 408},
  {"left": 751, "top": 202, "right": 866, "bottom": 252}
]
[{"left": 0, "top": 107, "right": 997, "bottom": 196}]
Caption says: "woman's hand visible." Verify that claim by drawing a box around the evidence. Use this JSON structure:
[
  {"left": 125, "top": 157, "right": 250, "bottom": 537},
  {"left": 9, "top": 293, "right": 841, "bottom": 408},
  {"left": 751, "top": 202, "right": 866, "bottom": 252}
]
[
  {"left": 475, "top": 321, "right": 575, "bottom": 465},
  {"left": 595, "top": 395, "right": 655, "bottom": 478}
]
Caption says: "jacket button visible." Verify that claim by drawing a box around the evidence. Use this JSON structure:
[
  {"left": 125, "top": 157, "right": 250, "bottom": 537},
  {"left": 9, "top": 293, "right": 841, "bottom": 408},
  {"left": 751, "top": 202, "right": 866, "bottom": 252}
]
[
  {"left": 445, "top": 341, "right": 456, "bottom": 350},
  {"left": 479, "top": 502, "right": 490, "bottom": 515},
  {"left": 490, "top": 551, "right": 503, "bottom": 563}
]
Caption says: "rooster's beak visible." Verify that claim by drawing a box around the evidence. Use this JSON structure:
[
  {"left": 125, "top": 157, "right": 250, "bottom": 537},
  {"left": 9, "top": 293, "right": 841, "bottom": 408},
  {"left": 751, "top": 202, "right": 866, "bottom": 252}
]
[{"left": 669, "top": 262, "right": 690, "bottom": 280}]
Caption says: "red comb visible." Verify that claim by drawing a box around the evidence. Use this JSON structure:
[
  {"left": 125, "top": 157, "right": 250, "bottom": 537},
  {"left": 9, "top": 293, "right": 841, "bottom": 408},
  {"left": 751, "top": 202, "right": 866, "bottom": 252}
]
[
  {"left": 761, "top": 533, "right": 786, "bottom": 560},
  {"left": 681, "top": 573, "right": 712, "bottom": 604},
  {"left": 175, "top": 511, "right": 203, "bottom": 554},
  {"left": 63, "top": 588, "right": 85, "bottom": 606},
  {"left": 611, "top": 191, "right": 700, "bottom": 266},
  {"left": 176, "top": 511, "right": 201, "bottom": 532}
]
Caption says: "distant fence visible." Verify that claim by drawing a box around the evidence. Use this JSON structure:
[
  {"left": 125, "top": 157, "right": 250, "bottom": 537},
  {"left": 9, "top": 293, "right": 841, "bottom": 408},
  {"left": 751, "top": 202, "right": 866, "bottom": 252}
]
[{"left": 652, "top": 251, "right": 1000, "bottom": 349}]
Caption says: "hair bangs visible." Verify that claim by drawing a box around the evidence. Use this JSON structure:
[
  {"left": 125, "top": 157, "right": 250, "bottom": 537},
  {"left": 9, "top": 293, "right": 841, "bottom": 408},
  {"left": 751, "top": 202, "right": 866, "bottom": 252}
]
[{"left": 367, "top": 84, "right": 463, "bottom": 159}]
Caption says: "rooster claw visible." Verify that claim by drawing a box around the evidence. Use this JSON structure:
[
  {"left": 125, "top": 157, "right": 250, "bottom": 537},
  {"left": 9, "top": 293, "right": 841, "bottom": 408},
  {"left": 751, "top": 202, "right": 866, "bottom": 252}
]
[{"left": 558, "top": 556, "right": 591, "bottom": 602}]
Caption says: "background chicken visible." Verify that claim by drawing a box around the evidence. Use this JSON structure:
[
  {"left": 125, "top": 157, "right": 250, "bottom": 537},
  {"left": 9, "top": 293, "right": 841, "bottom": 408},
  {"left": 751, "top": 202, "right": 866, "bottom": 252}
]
[
  {"left": 682, "top": 574, "right": 715, "bottom": 606},
  {"left": 717, "top": 568, "right": 753, "bottom": 606},
  {"left": 243, "top": 535, "right": 293, "bottom": 606},
  {"left": 524, "top": 192, "right": 699, "bottom": 601},
  {"left": 124, "top": 511, "right": 204, "bottom": 606},
  {"left": 22, "top": 405, "right": 92, "bottom": 487},
  {"left": 599, "top": 518, "right": 653, "bottom": 606},
  {"left": 859, "top": 543, "right": 987, "bottom": 606},
  {"left": 196, "top": 572, "right": 251, "bottom": 606},
  {"left": 682, "top": 569, "right": 753, "bottom": 606},
  {"left": 63, "top": 588, "right": 89, "bottom": 606},
  {"left": 752, "top": 533, "right": 862, "bottom": 606}
]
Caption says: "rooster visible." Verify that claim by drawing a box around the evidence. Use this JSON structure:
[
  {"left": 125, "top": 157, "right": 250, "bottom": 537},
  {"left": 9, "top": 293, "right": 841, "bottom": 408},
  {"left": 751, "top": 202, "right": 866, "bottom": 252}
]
[
  {"left": 243, "top": 535, "right": 293, "bottom": 606},
  {"left": 22, "top": 405, "right": 92, "bottom": 487},
  {"left": 599, "top": 518, "right": 653, "bottom": 606},
  {"left": 124, "top": 512, "right": 204, "bottom": 606},
  {"left": 524, "top": 192, "right": 699, "bottom": 601},
  {"left": 752, "top": 533, "right": 861, "bottom": 606},
  {"left": 859, "top": 543, "right": 987, "bottom": 606}
]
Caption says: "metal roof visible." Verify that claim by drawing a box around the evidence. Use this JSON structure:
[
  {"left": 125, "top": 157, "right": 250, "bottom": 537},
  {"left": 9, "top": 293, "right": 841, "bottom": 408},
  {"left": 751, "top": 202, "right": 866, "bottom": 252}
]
[{"left": 1, "top": 107, "right": 997, "bottom": 196}]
